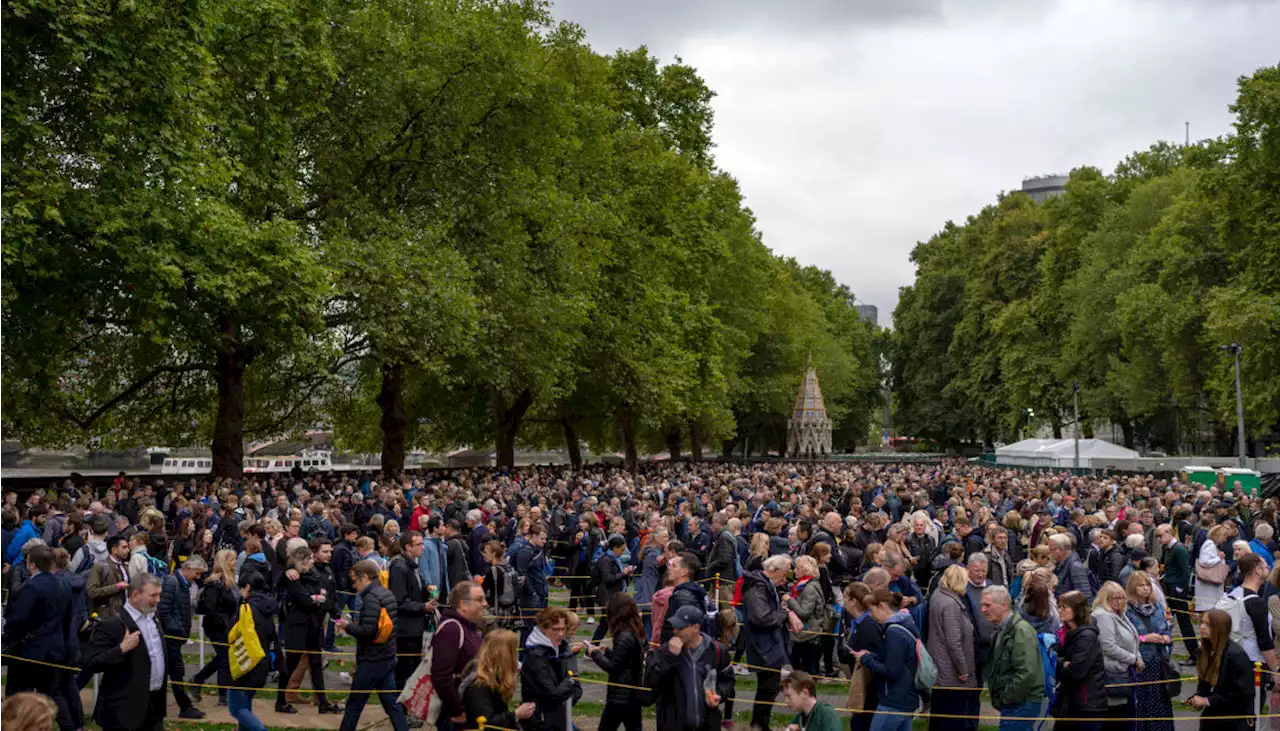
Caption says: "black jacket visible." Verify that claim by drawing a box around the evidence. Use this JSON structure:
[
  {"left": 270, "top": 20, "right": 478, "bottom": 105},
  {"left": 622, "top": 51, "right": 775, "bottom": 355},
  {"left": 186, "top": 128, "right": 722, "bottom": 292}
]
[
  {"left": 806, "top": 530, "right": 852, "bottom": 586},
  {"left": 1099, "top": 545, "right": 1127, "bottom": 585},
  {"left": 593, "top": 552, "right": 626, "bottom": 605},
  {"left": 705, "top": 528, "right": 739, "bottom": 581},
  {"left": 463, "top": 682, "right": 520, "bottom": 731},
  {"left": 662, "top": 580, "right": 707, "bottom": 642},
  {"left": 238, "top": 593, "right": 280, "bottom": 688},
  {"left": 388, "top": 553, "right": 427, "bottom": 638},
  {"left": 197, "top": 578, "right": 239, "bottom": 639},
  {"left": 83, "top": 609, "right": 167, "bottom": 729},
  {"left": 157, "top": 572, "right": 194, "bottom": 637},
  {"left": 281, "top": 570, "right": 329, "bottom": 649},
  {"left": 1053, "top": 624, "right": 1108, "bottom": 716},
  {"left": 446, "top": 536, "right": 470, "bottom": 590},
  {"left": 347, "top": 582, "right": 398, "bottom": 665},
  {"left": 645, "top": 634, "right": 729, "bottom": 731},
  {"left": 2, "top": 571, "right": 71, "bottom": 662},
  {"left": 1194, "top": 641, "right": 1257, "bottom": 731},
  {"left": 520, "top": 634, "right": 583, "bottom": 731},
  {"left": 907, "top": 532, "right": 938, "bottom": 585},
  {"left": 589, "top": 626, "right": 644, "bottom": 705},
  {"left": 332, "top": 540, "right": 356, "bottom": 592},
  {"left": 741, "top": 570, "right": 790, "bottom": 667}
]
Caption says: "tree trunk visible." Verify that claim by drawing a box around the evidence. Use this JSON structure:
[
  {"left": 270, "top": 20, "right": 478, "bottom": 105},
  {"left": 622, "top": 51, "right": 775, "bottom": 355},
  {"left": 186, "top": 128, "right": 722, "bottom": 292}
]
[
  {"left": 1120, "top": 419, "right": 1135, "bottom": 450},
  {"left": 562, "top": 418, "right": 583, "bottom": 470},
  {"left": 377, "top": 361, "right": 407, "bottom": 476},
  {"left": 493, "top": 389, "right": 534, "bottom": 468},
  {"left": 689, "top": 420, "right": 703, "bottom": 461},
  {"left": 665, "top": 425, "right": 682, "bottom": 461},
  {"left": 620, "top": 407, "right": 638, "bottom": 472},
  {"left": 211, "top": 316, "right": 248, "bottom": 478},
  {"left": 1051, "top": 417, "right": 1063, "bottom": 439}
]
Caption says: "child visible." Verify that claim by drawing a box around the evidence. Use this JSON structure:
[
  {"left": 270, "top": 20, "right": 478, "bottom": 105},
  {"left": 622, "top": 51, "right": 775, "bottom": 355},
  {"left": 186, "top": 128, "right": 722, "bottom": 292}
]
[
  {"left": 782, "top": 671, "right": 842, "bottom": 731},
  {"left": 717, "top": 608, "right": 740, "bottom": 727}
]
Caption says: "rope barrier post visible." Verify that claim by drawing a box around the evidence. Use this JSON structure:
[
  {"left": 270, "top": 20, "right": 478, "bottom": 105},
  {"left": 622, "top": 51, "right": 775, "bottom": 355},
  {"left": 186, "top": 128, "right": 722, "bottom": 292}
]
[
  {"left": 565, "top": 671, "right": 574, "bottom": 731},
  {"left": 93, "top": 673, "right": 99, "bottom": 705},
  {"left": 714, "top": 573, "right": 721, "bottom": 608},
  {"left": 477, "top": 715, "right": 487, "bottom": 731},
  {"left": 199, "top": 620, "right": 206, "bottom": 669},
  {"left": 1257, "top": 662, "right": 1264, "bottom": 720}
]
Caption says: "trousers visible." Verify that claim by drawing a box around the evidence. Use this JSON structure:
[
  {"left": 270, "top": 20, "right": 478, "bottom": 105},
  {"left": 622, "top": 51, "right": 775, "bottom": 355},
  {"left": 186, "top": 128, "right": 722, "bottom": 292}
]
[{"left": 338, "top": 660, "right": 409, "bottom": 731}]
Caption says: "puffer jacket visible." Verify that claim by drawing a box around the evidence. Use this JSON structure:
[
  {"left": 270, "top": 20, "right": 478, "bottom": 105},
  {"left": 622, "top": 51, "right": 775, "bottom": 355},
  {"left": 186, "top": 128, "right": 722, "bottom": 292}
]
[
  {"left": 589, "top": 625, "right": 644, "bottom": 705},
  {"left": 520, "top": 627, "right": 583, "bottom": 731},
  {"left": 787, "top": 576, "right": 829, "bottom": 643},
  {"left": 157, "top": 571, "right": 194, "bottom": 637},
  {"left": 925, "top": 586, "right": 977, "bottom": 688},
  {"left": 741, "top": 570, "right": 791, "bottom": 666},
  {"left": 198, "top": 578, "right": 239, "bottom": 640},
  {"left": 660, "top": 579, "right": 707, "bottom": 643},
  {"left": 1091, "top": 608, "right": 1141, "bottom": 678},
  {"left": 348, "top": 582, "right": 398, "bottom": 665},
  {"left": 1054, "top": 624, "right": 1108, "bottom": 716}
]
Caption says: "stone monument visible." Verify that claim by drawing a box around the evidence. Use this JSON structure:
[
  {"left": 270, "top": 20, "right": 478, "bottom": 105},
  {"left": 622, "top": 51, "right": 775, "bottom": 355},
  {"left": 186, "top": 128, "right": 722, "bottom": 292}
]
[{"left": 787, "top": 360, "right": 832, "bottom": 459}]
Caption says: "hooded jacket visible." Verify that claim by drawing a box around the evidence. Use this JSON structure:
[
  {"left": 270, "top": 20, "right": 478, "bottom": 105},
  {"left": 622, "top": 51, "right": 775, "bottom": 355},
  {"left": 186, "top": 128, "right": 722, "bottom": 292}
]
[
  {"left": 1054, "top": 624, "right": 1108, "bottom": 716},
  {"left": 662, "top": 580, "right": 707, "bottom": 643},
  {"left": 520, "top": 626, "right": 583, "bottom": 731},
  {"left": 741, "top": 570, "right": 791, "bottom": 666},
  {"left": 859, "top": 612, "right": 920, "bottom": 712},
  {"left": 589, "top": 624, "right": 644, "bottom": 705},
  {"left": 645, "top": 633, "right": 729, "bottom": 731},
  {"left": 239, "top": 593, "right": 279, "bottom": 689},
  {"left": 71, "top": 538, "right": 109, "bottom": 573},
  {"left": 6, "top": 520, "right": 40, "bottom": 564}
]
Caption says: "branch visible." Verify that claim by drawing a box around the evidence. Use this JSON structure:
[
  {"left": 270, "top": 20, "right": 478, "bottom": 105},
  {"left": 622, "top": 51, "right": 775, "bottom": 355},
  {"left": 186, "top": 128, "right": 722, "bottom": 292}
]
[{"left": 55, "top": 363, "right": 212, "bottom": 431}]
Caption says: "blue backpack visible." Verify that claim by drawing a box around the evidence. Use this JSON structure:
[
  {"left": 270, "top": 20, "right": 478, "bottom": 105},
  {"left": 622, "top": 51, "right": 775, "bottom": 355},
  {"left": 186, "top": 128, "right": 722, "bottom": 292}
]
[
  {"left": 1035, "top": 632, "right": 1058, "bottom": 729},
  {"left": 144, "top": 552, "right": 170, "bottom": 577}
]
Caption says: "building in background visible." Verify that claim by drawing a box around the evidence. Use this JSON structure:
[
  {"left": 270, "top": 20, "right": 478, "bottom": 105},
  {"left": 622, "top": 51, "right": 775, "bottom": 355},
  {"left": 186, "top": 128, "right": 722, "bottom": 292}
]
[
  {"left": 788, "top": 361, "right": 833, "bottom": 458},
  {"left": 1020, "top": 174, "right": 1068, "bottom": 203},
  {"left": 855, "top": 304, "right": 878, "bottom": 326}
]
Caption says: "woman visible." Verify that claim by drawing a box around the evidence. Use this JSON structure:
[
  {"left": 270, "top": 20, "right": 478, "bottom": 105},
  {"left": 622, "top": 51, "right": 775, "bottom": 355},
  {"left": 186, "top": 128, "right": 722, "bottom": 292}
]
[
  {"left": 483, "top": 540, "right": 516, "bottom": 627},
  {"left": 1003, "top": 511, "right": 1026, "bottom": 564},
  {"left": 925, "top": 565, "right": 978, "bottom": 731},
  {"left": 841, "top": 582, "right": 875, "bottom": 726},
  {"left": 860, "top": 543, "right": 884, "bottom": 576},
  {"left": 228, "top": 572, "right": 278, "bottom": 731},
  {"left": 1019, "top": 572, "right": 1061, "bottom": 635},
  {"left": 745, "top": 531, "right": 769, "bottom": 572},
  {"left": 1188, "top": 608, "right": 1256, "bottom": 731},
  {"left": 1092, "top": 580, "right": 1143, "bottom": 728},
  {"left": 172, "top": 516, "right": 195, "bottom": 573},
  {"left": 586, "top": 594, "right": 646, "bottom": 731},
  {"left": 278, "top": 545, "right": 340, "bottom": 713},
  {"left": 1195, "top": 525, "right": 1230, "bottom": 611},
  {"left": 850, "top": 588, "right": 920, "bottom": 730},
  {"left": 809, "top": 542, "right": 839, "bottom": 676},
  {"left": 463, "top": 629, "right": 537, "bottom": 731},
  {"left": 521, "top": 606, "right": 584, "bottom": 731},
  {"left": 1124, "top": 571, "right": 1174, "bottom": 731},
  {"left": 61, "top": 513, "right": 86, "bottom": 560},
  {"left": 787, "top": 555, "right": 829, "bottom": 675},
  {"left": 1, "top": 692, "right": 57, "bottom": 731},
  {"left": 195, "top": 527, "right": 217, "bottom": 568},
  {"left": 883, "top": 524, "right": 911, "bottom": 564},
  {"left": 1054, "top": 591, "right": 1107, "bottom": 731},
  {"left": 569, "top": 514, "right": 603, "bottom": 619},
  {"left": 193, "top": 549, "right": 239, "bottom": 705}
]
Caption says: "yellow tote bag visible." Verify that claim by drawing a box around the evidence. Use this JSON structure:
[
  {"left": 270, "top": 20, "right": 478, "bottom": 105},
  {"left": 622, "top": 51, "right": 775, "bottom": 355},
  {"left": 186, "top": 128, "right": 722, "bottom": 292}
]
[{"left": 227, "top": 603, "right": 266, "bottom": 679}]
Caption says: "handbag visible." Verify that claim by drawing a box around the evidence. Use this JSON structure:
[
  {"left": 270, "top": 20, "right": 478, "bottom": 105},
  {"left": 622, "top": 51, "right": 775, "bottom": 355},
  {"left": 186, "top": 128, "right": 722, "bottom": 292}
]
[
  {"left": 1195, "top": 557, "right": 1228, "bottom": 586},
  {"left": 227, "top": 603, "right": 266, "bottom": 679},
  {"left": 398, "top": 616, "right": 460, "bottom": 722},
  {"left": 845, "top": 661, "right": 870, "bottom": 711}
]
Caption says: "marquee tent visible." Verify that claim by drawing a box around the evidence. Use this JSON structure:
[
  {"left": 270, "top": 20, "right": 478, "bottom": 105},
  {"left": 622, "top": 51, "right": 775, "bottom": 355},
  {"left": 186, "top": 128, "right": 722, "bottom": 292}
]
[{"left": 995, "top": 438, "right": 1139, "bottom": 468}]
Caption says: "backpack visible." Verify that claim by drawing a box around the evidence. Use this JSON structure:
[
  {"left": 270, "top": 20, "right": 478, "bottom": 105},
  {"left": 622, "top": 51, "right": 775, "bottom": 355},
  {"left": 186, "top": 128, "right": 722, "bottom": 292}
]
[
  {"left": 1036, "top": 632, "right": 1059, "bottom": 711},
  {"left": 496, "top": 564, "right": 520, "bottom": 608},
  {"left": 1214, "top": 589, "right": 1256, "bottom": 646},
  {"left": 71, "top": 546, "right": 96, "bottom": 575},
  {"left": 373, "top": 606, "right": 394, "bottom": 644},
  {"left": 144, "top": 552, "right": 169, "bottom": 577},
  {"left": 888, "top": 623, "right": 937, "bottom": 691}
]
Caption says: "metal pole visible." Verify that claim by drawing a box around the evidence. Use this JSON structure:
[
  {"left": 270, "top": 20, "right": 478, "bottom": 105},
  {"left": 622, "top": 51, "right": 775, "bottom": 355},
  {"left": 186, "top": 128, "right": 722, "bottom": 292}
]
[
  {"left": 1232, "top": 344, "right": 1247, "bottom": 468},
  {"left": 1073, "top": 383, "right": 1081, "bottom": 471},
  {"left": 199, "top": 618, "right": 206, "bottom": 669}
]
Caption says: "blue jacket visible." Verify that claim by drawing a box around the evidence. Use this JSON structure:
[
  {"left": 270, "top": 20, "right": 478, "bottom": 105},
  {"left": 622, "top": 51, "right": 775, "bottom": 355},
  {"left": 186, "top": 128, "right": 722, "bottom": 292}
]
[
  {"left": 6, "top": 520, "right": 39, "bottom": 564},
  {"left": 741, "top": 570, "right": 791, "bottom": 666},
  {"left": 1249, "top": 538, "right": 1276, "bottom": 569},
  {"left": 512, "top": 541, "right": 548, "bottom": 607},
  {"left": 632, "top": 546, "right": 664, "bottom": 605},
  {"left": 859, "top": 612, "right": 921, "bottom": 712},
  {"left": 419, "top": 536, "right": 448, "bottom": 593},
  {"left": 2, "top": 571, "right": 71, "bottom": 661},
  {"left": 59, "top": 570, "right": 88, "bottom": 660},
  {"left": 158, "top": 571, "right": 194, "bottom": 637}
]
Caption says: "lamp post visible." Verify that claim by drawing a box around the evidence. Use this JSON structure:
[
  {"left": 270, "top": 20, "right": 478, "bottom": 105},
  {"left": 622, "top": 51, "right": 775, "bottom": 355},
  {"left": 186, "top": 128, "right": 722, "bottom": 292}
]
[
  {"left": 1073, "top": 383, "right": 1081, "bottom": 471},
  {"left": 1220, "top": 343, "right": 1247, "bottom": 468},
  {"left": 1025, "top": 408, "right": 1035, "bottom": 440}
]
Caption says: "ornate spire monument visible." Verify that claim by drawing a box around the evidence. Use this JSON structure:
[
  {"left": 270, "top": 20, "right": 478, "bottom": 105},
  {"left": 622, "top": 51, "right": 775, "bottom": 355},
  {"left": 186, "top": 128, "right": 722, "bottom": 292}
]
[{"left": 787, "top": 359, "right": 833, "bottom": 459}]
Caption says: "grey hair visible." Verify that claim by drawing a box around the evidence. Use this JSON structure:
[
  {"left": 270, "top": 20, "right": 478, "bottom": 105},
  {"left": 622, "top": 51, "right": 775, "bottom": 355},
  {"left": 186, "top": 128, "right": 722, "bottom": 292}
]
[
  {"left": 182, "top": 556, "right": 208, "bottom": 572},
  {"left": 1256, "top": 523, "right": 1275, "bottom": 541},
  {"left": 21, "top": 538, "right": 47, "bottom": 557},
  {"left": 982, "top": 584, "right": 1012, "bottom": 608},
  {"left": 762, "top": 554, "right": 793, "bottom": 573},
  {"left": 130, "top": 573, "right": 164, "bottom": 593},
  {"left": 881, "top": 553, "right": 906, "bottom": 571},
  {"left": 966, "top": 552, "right": 989, "bottom": 567},
  {"left": 1124, "top": 534, "right": 1144, "bottom": 550}
]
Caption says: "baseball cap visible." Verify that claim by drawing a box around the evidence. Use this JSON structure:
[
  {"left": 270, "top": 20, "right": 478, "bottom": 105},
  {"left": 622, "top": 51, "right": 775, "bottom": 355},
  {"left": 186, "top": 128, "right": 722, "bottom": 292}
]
[{"left": 668, "top": 606, "right": 704, "bottom": 630}]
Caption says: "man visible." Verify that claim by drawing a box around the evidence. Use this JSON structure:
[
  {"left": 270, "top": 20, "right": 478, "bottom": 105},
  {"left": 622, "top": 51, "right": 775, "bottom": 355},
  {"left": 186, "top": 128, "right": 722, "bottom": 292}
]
[
  {"left": 1095, "top": 529, "right": 1126, "bottom": 585},
  {"left": 334, "top": 560, "right": 409, "bottom": 731},
  {"left": 157, "top": 556, "right": 207, "bottom": 719},
  {"left": 907, "top": 514, "right": 939, "bottom": 588},
  {"left": 1157, "top": 522, "right": 1192, "bottom": 665},
  {"left": 6, "top": 505, "right": 46, "bottom": 563},
  {"left": 512, "top": 523, "right": 549, "bottom": 645},
  {"left": 965, "top": 553, "right": 995, "bottom": 670},
  {"left": 82, "top": 574, "right": 169, "bottom": 731},
  {"left": 806, "top": 512, "right": 852, "bottom": 586},
  {"left": 955, "top": 517, "right": 985, "bottom": 560},
  {"left": 1218, "top": 552, "right": 1278, "bottom": 695},
  {"left": 742, "top": 554, "right": 803, "bottom": 731},
  {"left": 980, "top": 585, "right": 1044, "bottom": 731},
  {"left": 419, "top": 516, "right": 449, "bottom": 603},
  {"left": 521, "top": 606, "right": 583, "bottom": 731},
  {"left": 645, "top": 605, "right": 731, "bottom": 731},
  {"left": 466, "top": 509, "right": 491, "bottom": 576},
  {"left": 388, "top": 529, "right": 434, "bottom": 689},
  {"left": 704, "top": 512, "right": 740, "bottom": 584},
  {"left": 1049, "top": 533, "right": 1094, "bottom": 603},
  {"left": 444, "top": 520, "right": 471, "bottom": 590},
  {"left": 2, "top": 544, "right": 76, "bottom": 729},
  {"left": 72, "top": 515, "right": 112, "bottom": 573},
  {"left": 86, "top": 535, "right": 133, "bottom": 618},
  {"left": 1068, "top": 510, "right": 1090, "bottom": 560},
  {"left": 983, "top": 528, "right": 1013, "bottom": 587},
  {"left": 1249, "top": 522, "right": 1277, "bottom": 569},
  {"left": 429, "top": 580, "right": 485, "bottom": 731},
  {"left": 781, "top": 671, "right": 842, "bottom": 731},
  {"left": 330, "top": 523, "right": 360, "bottom": 641},
  {"left": 662, "top": 553, "right": 708, "bottom": 642}
]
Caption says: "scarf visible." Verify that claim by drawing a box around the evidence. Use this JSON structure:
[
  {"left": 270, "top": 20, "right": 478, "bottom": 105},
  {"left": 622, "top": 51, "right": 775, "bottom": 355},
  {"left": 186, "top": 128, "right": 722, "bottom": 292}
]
[{"left": 791, "top": 576, "right": 815, "bottom": 598}]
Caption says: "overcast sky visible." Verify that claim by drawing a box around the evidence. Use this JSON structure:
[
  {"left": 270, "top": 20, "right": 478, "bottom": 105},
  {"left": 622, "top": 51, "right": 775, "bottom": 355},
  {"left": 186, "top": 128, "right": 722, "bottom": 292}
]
[{"left": 549, "top": 0, "right": 1280, "bottom": 325}]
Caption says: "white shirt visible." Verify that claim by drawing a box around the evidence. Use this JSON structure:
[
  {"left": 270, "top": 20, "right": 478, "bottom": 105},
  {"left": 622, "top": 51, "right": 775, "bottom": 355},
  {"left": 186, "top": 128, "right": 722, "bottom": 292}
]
[{"left": 123, "top": 601, "right": 166, "bottom": 691}]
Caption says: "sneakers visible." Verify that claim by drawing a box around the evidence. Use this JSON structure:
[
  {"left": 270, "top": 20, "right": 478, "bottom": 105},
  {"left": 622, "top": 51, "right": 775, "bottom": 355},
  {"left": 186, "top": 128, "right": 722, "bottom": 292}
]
[
  {"left": 732, "top": 664, "right": 751, "bottom": 676},
  {"left": 319, "top": 702, "right": 344, "bottom": 714},
  {"left": 338, "top": 671, "right": 353, "bottom": 684},
  {"left": 586, "top": 617, "right": 597, "bottom": 624},
  {"left": 179, "top": 708, "right": 206, "bottom": 720},
  {"left": 275, "top": 703, "right": 298, "bottom": 714}
]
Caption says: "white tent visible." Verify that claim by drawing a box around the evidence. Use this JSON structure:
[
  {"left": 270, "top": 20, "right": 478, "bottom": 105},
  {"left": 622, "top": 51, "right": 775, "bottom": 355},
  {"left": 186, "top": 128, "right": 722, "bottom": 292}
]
[{"left": 995, "top": 438, "right": 1139, "bottom": 468}]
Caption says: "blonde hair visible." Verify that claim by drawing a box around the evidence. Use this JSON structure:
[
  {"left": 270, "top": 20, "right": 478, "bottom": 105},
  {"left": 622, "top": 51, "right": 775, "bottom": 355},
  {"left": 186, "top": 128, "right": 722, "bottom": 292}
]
[
  {"left": 1124, "top": 570, "right": 1155, "bottom": 603},
  {"left": 475, "top": 629, "right": 519, "bottom": 699},
  {"left": 1092, "top": 580, "right": 1126, "bottom": 612},
  {"left": 940, "top": 564, "right": 969, "bottom": 595},
  {"left": 749, "top": 532, "right": 769, "bottom": 559},
  {"left": 794, "top": 555, "right": 819, "bottom": 577},
  {"left": 1, "top": 692, "right": 57, "bottom": 731},
  {"left": 210, "top": 549, "right": 237, "bottom": 586}
]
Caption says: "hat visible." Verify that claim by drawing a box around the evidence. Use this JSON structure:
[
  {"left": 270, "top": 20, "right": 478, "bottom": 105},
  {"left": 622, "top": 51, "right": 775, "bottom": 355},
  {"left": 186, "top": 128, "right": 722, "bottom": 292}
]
[
  {"left": 1130, "top": 549, "right": 1149, "bottom": 562},
  {"left": 668, "top": 605, "right": 704, "bottom": 630}
]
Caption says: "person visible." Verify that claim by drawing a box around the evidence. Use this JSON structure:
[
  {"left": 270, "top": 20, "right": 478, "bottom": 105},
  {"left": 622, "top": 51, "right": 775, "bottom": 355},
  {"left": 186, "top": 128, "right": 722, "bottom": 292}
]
[
  {"left": 2, "top": 544, "right": 75, "bottom": 731},
  {"left": 85, "top": 535, "right": 132, "bottom": 618},
  {"left": 483, "top": 540, "right": 518, "bottom": 627},
  {"left": 631, "top": 525, "right": 668, "bottom": 608},
  {"left": 1218, "top": 552, "right": 1278, "bottom": 713},
  {"left": 521, "top": 606, "right": 584, "bottom": 731},
  {"left": 645, "top": 605, "right": 731, "bottom": 731},
  {"left": 850, "top": 588, "right": 920, "bottom": 731},
  {"left": 225, "top": 572, "right": 279, "bottom": 731},
  {"left": 388, "top": 529, "right": 432, "bottom": 690},
  {"left": 1155, "top": 524, "right": 1198, "bottom": 665},
  {"left": 279, "top": 544, "right": 340, "bottom": 712},
  {"left": 661, "top": 552, "right": 707, "bottom": 642},
  {"left": 126, "top": 531, "right": 155, "bottom": 579},
  {"left": 81, "top": 574, "right": 168, "bottom": 731},
  {"left": 1018, "top": 572, "right": 1061, "bottom": 636},
  {"left": 1, "top": 692, "right": 58, "bottom": 731},
  {"left": 1195, "top": 525, "right": 1229, "bottom": 612},
  {"left": 49, "top": 547, "right": 88, "bottom": 730},
  {"left": 192, "top": 549, "right": 238, "bottom": 706},
  {"left": 1124, "top": 572, "right": 1175, "bottom": 731},
  {"left": 430, "top": 579, "right": 485, "bottom": 731},
  {"left": 461, "top": 629, "right": 536, "bottom": 731},
  {"left": 1052, "top": 590, "right": 1107, "bottom": 731},
  {"left": 591, "top": 535, "right": 634, "bottom": 640},
  {"left": 512, "top": 523, "right": 549, "bottom": 645},
  {"left": 926, "top": 564, "right": 978, "bottom": 731},
  {"left": 157, "top": 556, "right": 207, "bottom": 719},
  {"left": 743, "top": 554, "right": 802, "bottom": 731},
  {"left": 334, "top": 559, "right": 409, "bottom": 731},
  {"left": 585, "top": 594, "right": 646, "bottom": 731},
  {"left": 1091, "top": 580, "right": 1142, "bottom": 727},
  {"left": 70, "top": 515, "right": 110, "bottom": 573},
  {"left": 787, "top": 554, "right": 829, "bottom": 675},
  {"left": 330, "top": 523, "right": 361, "bottom": 647},
  {"left": 1249, "top": 522, "right": 1276, "bottom": 569},
  {"left": 1050, "top": 533, "right": 1095, "bottom": 603},
  {"left": 980, "top": 585, "right": 1045, "bottom": 731},
  {"left": 781, "top": 670, "right": 842, "bottom": 731},
  {"left": 1188, "top": 608, "right": 1256, "bottom": 731},
  {"left": 715, "top": 608, "right": 742, "bottom": 720}
]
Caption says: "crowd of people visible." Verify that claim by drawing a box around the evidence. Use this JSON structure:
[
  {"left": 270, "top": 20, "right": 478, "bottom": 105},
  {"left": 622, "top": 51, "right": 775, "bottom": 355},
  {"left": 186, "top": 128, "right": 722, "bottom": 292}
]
[{"left": 1, "top": 460, "right": 1277, "bottom": 731}]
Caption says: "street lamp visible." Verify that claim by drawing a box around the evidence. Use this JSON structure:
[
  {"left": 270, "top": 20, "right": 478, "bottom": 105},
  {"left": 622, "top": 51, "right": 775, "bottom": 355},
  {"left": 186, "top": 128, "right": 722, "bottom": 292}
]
[
  {"left": 1025, "top": 408, "right": 1035, "bottom": 440},
  {"left": 1073, "top": 383, "right": 1081, "bottom": 471},
  {"left": 1219, "top": 343, "right": 1246, "bottom": 468}
]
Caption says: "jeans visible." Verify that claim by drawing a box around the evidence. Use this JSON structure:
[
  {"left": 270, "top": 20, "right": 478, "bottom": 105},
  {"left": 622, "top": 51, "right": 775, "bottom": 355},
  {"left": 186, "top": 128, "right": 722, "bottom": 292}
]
[
  {"left": 339, "top": 660, "right": 409, "bottom": 731},
  {"left": 228, "top": 689, "right": 268, "bottom": 731},
  {"left": 868, "top": 706, "right": 914, "bottom": 731},
  {"left": 751, "top": 669, "right": 781, "bottom": 731},
  {"left": 998, "top": 700, "right": 1043, "bottom": 731},
  {"left": 164, "top": 638, "right": 194, "bottom": 710}
]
